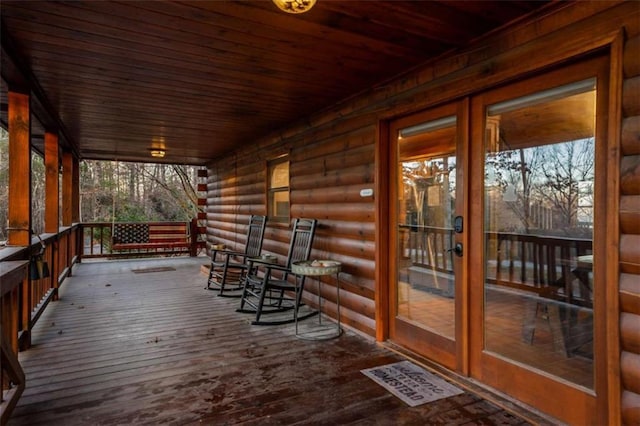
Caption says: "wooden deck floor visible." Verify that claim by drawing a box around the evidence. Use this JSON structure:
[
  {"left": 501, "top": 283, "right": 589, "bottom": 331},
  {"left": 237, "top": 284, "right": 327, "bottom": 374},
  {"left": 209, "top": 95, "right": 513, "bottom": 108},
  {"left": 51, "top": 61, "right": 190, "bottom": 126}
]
[{"left": 9, "top": 257, "right": 545, "bottom": 425}]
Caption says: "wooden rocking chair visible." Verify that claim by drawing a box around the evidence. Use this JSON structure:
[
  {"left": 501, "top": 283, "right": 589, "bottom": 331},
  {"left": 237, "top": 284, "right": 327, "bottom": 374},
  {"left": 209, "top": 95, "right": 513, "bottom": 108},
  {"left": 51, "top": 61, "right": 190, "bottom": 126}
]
[
  {"left": 206, "top": 215, "right": 267, "bottom": 296},
  {"left": 237, "top": 218, "right": 317, "bottom": 325}
]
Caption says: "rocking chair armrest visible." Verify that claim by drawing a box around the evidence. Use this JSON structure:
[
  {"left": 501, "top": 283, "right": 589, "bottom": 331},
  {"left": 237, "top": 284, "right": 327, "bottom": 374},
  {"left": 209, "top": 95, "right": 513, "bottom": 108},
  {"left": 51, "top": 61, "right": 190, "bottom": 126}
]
[
  {"left": 220, "top": 249, "right": 246, "bottom": 257},
  {"left": 265, "top": 263, "right": 290, "bottom": 272},
  {"left": 211, "top": 249, "right": 245, "bottom": 261},
  {"left": 245, "top": 257, "right": 275, "bottom": 266},
  {"left": 259, "top": 264, "right": 292, "bottom": 277},
  {"left": 246, "top": 259, "right": 288, "bottom": 275}
]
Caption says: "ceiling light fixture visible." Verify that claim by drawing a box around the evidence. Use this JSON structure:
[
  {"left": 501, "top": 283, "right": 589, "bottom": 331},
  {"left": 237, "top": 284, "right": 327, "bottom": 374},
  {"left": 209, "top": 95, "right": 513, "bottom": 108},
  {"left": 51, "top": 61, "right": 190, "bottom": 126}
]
[
  {"left": 272, "top": 0, "right": 316, "bottom": 14},
  {"left": 150, "top": 149, "right": 166, "bottom": 158}
]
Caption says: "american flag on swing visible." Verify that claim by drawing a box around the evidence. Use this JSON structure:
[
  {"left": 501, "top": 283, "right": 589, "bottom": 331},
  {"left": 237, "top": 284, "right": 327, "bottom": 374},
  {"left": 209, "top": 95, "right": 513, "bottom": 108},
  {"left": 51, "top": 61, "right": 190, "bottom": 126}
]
[{"left": 112, "top": 222, "right": 191, "bottom": 250}]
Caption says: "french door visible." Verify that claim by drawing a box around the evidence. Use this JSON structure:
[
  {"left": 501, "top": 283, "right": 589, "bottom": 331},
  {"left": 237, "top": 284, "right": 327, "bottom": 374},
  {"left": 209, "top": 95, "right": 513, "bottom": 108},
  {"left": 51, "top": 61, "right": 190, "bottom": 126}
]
[
  {"left": 388, "top": 101, "right": 468, "bottom": 371},
  {"left": 468, "top": 56, "right": 607, "bottom": 425},
  {"left": 388, "top": 55, "right": 608, "bottom": 424}
]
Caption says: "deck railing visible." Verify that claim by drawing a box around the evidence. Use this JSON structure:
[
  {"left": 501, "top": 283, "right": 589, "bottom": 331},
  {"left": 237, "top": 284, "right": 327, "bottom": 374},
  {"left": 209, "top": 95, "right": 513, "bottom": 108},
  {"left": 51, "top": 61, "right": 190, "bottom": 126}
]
[
  {"left": 0, "top": 225, "right": 81, "bottom": 349},
  {"left": 0, "top": 218, "right": 205, "bottom": 421},
  {"left": 0, "top": 225, "right": 81, "bottom": 422},
  {"left": 1, "top": 261, "right": 28, "bottom": 424}
]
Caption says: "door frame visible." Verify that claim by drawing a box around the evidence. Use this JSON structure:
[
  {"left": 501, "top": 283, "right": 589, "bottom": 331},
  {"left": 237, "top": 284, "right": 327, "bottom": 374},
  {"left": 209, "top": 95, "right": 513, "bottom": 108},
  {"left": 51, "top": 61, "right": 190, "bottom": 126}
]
[
  {"left": 374, "top": 25, "right": 623, "bottom": 424},
  {"left": 383, "top": 100, "right": 470, "bottom": 373}
]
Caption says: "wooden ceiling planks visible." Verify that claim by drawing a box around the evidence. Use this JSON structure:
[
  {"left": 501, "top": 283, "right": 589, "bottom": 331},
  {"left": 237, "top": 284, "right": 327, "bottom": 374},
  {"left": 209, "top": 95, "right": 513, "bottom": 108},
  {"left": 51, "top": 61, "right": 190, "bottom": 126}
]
[
  {"left": 318, "top": 1, "right": 485, "bottom": 45},
  {"left": 0, "top": 0, "right": 551, "bottom": 165}
]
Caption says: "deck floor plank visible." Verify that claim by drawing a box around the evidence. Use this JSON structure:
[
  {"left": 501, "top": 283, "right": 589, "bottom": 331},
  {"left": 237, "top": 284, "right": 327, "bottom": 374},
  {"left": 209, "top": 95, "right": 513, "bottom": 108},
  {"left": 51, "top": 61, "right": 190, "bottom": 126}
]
[{"left": 8, "top": 257, "right": 542, "bottom": 425}]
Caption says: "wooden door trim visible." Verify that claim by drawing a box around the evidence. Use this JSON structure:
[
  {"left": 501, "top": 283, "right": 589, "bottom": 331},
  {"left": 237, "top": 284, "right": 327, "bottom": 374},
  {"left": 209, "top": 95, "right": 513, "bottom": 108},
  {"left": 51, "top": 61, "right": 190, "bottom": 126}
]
[
  {"left": 604, "top": 30, "right": 624, "bottom": 426},
  {"left": 395, "top": 320, "right": 456, "bottom": 370},
  {"left": 455, "top": 98, "right": 470, "bottom": 375},
  {"left": 375, "top": 119, "right": 390, "bottom": 342}
]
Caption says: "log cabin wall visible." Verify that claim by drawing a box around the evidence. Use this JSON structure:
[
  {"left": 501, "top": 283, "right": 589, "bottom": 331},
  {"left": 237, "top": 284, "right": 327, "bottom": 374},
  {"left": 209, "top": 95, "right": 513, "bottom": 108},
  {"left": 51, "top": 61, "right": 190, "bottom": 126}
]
[
  {"left": 620, "top": 34, "right": 640, "bottom": 426},
  {"left": 206, "top": 1, "right": 640, "bottom": 414},
  {"left": 206, "top": 123, "right": 379, "bottom": 336}
]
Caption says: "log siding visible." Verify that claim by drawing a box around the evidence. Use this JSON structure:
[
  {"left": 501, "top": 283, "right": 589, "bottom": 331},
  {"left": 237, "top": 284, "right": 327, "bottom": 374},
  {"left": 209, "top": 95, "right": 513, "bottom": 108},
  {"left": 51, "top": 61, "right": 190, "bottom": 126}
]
[
  {"left": 620, "top": 32, "right": 640, "bottom": 426},
  {"left": 206, "top": 2, "right": 640, "bottom": 422}
]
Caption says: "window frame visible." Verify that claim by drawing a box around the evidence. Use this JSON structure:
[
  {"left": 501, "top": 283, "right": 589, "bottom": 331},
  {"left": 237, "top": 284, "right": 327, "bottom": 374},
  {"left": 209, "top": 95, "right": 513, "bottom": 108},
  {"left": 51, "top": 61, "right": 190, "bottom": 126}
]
[{"left": 267, "top": 155, "right": 290, "bottom": 223}]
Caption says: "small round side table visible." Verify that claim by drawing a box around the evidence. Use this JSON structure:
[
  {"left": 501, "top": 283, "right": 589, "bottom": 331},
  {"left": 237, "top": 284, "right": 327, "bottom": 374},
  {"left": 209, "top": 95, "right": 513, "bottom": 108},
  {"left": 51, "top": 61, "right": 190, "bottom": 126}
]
[{"left": 291, "top": 260, "right": 342, "bottom": 340}]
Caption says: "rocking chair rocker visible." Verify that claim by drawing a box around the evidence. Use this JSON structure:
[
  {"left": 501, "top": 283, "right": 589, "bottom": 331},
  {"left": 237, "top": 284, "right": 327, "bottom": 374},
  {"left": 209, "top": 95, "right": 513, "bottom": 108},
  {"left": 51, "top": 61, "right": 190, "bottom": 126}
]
[{"left": 237, "top": 218, "right": 317, "bottom": 325}]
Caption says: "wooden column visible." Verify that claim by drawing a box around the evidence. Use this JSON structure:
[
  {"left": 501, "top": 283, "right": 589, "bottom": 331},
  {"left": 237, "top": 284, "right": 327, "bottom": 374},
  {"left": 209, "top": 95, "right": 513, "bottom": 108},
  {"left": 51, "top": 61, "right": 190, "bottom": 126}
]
[
  {"left": 62, "top": 151, "right": 73, "bottom": 226},
  {"left": 7, "top": 91, "right": 31, "bottom": 246},
  {"left": 44, "top": 131, "right": 60, "bottom": 233},
  {"left": 72, "top": 157, "right": 80, "bottom": 223}
]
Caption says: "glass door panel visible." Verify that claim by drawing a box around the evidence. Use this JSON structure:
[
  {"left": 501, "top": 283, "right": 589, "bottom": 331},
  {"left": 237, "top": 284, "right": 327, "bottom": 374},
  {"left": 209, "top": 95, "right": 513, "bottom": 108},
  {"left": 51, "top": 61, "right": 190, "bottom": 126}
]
[
  {"left": 398, "top": 153, "right": 457, "bottom": 337},
  {"left": 482, "top": 79, "right": 596, "bottom": 388},
  {"left": 389, "top": 102, "right": 464, "bottom": 370}
]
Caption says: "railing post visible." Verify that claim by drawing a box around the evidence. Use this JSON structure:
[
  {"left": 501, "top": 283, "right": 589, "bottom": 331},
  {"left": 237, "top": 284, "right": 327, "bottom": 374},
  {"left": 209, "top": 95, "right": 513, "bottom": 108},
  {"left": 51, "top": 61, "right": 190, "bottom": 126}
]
[
  {"left": 76, "top": 225, "right": 83, "bottom": 263},
  {"left": 66, "top": 228, "right": 72, "bottom": 277},
  {"left": 52, "top": 235, "right": 60, "bottom": 301},
  {"left": 190, "top": 218, "right": 198, "bottom": 257},
  {"left": 20, "top": 270, "right": 31, "bottom": 350}
]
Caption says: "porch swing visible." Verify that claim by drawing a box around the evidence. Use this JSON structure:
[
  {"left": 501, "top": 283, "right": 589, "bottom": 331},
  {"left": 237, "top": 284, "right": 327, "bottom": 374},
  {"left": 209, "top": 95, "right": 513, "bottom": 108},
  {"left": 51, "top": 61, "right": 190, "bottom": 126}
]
[{"left": 107, "top": 160, "right": 193, "bottom": 256}]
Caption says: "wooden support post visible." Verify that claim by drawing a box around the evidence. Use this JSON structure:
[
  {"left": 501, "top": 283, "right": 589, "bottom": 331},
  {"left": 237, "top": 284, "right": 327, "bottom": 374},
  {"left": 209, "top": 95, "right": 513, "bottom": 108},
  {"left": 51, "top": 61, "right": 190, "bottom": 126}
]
[
  {"left": 7, "top": 91, "right": 31, "bottom": 246},
  {"left": 62, "top": 151, "right": 73, "bottom": 226},
  {"left": 72, "top": 156, "right": 80, "bottom": 223},
  {"left": 44, "top": 131, "right": 60, "bottom": 233}
]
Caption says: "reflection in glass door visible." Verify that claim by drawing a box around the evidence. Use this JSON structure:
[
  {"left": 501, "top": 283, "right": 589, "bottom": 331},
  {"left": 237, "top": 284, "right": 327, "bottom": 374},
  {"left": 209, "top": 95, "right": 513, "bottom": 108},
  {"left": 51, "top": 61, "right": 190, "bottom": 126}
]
[
  {"left": 398, "top": 153, "right": 456, "bottom": 335},
  {"left": 390, "top": 104, "right": 464, "bottom": 370},
  {"left": 482, "top": 78, "right": 596, "bottom": 388}
]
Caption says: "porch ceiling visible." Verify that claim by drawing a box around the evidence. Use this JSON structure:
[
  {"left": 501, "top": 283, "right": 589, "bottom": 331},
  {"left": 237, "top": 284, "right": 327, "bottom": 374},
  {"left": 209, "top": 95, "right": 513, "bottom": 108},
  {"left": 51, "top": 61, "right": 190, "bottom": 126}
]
[{"left": 1, "top": 1, "right": 552, "bottom": 165}]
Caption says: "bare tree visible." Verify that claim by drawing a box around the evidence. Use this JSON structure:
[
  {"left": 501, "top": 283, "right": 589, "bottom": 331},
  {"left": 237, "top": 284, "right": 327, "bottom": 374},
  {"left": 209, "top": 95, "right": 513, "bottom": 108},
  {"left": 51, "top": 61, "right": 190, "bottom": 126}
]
[
  {"left": 486, "top": 147, "right": 544, "bottom": 233},
  {"left": 79, "top": 160, "right": 200, "bottom": 223},
  {"left": 535, "top": 138, "right": 595, "bottom": 231},
  {"left": 487, "top": 137, "right": 595, "bottom": 236}
]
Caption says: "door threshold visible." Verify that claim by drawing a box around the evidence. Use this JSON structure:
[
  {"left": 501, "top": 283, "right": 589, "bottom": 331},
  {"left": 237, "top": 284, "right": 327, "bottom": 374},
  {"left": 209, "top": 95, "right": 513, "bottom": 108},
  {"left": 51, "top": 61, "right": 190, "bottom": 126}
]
[{"left": 381, "top": 341, "right": 563, "bottom": 426}]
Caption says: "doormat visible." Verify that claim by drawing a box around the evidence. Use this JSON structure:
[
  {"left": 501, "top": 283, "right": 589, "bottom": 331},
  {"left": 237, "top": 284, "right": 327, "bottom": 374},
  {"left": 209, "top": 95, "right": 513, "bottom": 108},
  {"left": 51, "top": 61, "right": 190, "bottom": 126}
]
[
  {"left": 361, "top": 360, "right": 463, "bottom": 407},
  {"left": 132, "top": 266, "right": 176, "bottom": 274}
]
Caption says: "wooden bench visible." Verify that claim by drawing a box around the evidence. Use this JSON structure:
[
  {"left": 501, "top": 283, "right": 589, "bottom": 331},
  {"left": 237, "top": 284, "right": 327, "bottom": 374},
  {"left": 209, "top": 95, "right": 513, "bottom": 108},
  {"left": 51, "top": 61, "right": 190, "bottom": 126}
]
[{"left": 111, "top": 222, "right": 192, "bottom": 256}]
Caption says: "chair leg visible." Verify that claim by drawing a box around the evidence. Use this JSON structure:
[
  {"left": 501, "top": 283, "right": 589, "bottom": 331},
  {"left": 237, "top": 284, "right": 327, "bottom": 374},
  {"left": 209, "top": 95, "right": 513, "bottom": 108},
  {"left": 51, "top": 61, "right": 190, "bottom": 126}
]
[
  {"left": 275, "top": 288, "right": 286, "bottom": 308},
  {"left": 218, "top": 262, "right": 229, "bottom": 295},
  {"left": 205, "top": 263, "right": 215, "bottom": 290},
  {"left": 254, "top": 277, "right": 269, "bottom": 324},
  {"left": 239, "top": 279, "right": 250, "bottom": 311},
  {"left": 295, "top": 280, "right": 305, "bottom": 310}
]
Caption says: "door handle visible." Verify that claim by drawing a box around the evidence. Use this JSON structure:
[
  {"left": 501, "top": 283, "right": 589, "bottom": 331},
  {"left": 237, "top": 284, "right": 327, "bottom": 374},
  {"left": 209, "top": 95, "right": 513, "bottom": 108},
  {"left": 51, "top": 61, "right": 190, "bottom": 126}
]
[{"left": 447, "top": 243, "right": 463, "bottom": 257}]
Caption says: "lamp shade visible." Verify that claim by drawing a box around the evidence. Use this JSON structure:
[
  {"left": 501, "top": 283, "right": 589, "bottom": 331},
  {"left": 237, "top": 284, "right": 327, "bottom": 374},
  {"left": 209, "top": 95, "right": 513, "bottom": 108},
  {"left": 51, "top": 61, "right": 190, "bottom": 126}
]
[{"left": 272, "top": 0, "right": 316, "bottom": 14}]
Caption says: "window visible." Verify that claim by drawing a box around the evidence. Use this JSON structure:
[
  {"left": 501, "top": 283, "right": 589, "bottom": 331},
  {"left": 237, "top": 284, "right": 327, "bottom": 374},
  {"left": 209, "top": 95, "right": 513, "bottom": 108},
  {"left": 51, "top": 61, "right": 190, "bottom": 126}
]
[{"left": 268, "top": 156, "right": 289, "bottom": 222}]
